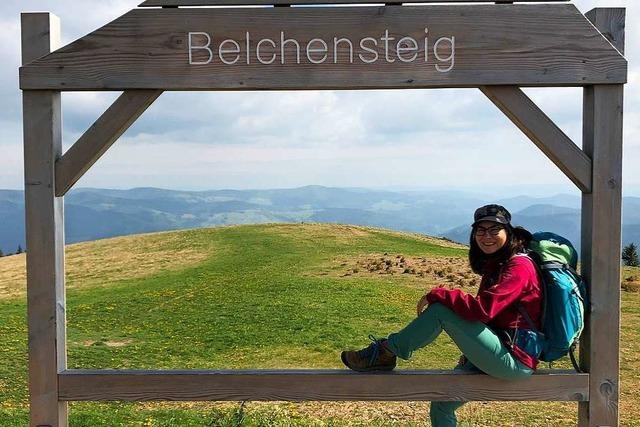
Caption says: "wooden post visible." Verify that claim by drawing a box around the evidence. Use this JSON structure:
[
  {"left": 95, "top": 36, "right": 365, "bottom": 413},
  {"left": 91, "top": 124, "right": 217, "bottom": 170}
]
[
  {"left": 21, "top": 12, "right": 67, "bottom": 427},
  {"left": 580, "top": 10, "right": 625, "bottom": 427},
  {"left": 580, "top": 83, "right": 623, "bottom": 427}
]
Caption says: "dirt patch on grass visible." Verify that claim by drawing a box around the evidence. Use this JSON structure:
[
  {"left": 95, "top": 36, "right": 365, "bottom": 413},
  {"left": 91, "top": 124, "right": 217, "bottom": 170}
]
[
  {"left": 318, "top": 253, "right": 479, "bottom": 290},
  {"left": 328, "top": 255, "right": 640, "bottom": 295},
  {"left": 76, "top": 339, "right": 135, "bottom": 348},
  {"left": 622, "top": 266, "right": 640, "bottom": 293},
  {"left": 0, "top": 230, "right": 209, "bottom": 300},
  {"left": 622, "top": 276, "right": 640, "bottom": 293}
]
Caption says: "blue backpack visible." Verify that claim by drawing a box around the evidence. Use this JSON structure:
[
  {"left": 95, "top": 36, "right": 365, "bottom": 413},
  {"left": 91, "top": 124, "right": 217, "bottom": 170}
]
[{"left": 517, "top": 232, "right": 588, "bottom": 371}]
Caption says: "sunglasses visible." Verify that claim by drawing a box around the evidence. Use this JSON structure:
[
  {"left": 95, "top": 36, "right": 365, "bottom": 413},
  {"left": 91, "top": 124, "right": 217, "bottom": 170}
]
[{"left": 474, "top": 225, "right": 505, "bottom": 236}]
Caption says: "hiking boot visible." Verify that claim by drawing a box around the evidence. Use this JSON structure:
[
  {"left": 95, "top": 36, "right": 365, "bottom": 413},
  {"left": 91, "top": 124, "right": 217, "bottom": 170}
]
[{"left": 341, "top": 335, "right": 397, "bottom": 372}]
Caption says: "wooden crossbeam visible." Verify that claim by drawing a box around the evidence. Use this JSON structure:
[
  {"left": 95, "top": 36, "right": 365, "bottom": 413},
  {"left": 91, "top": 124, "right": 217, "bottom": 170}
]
[
  {"left": 55, "top": 90, "right": 162, "bottom": 196},
  {"left": 140, "top": 0, "right": 570, "bottom": 6},
  {"left": 59, "top": 369, "right": 589, "bottom": 402},
  {"left": 479, "top": 86, "right": 592, "bottom": 193},
  {"left": 20, "top": 5, "right": 627, "bottom": 91}
]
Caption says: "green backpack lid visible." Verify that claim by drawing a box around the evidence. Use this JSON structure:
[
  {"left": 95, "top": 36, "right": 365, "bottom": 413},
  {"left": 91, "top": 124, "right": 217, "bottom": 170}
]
[{"left": 529, "top": 232, "right": 578, "bottom": 268}]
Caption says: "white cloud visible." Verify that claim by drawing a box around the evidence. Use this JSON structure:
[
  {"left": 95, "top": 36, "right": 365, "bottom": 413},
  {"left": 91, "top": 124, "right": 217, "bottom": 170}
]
[{"left": 1, "top": 0, "right": 638, "bottom": 194}]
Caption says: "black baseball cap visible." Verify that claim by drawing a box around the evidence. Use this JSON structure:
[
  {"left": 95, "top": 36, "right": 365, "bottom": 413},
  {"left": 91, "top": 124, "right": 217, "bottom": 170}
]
[{"left": 473, "top": 204, "right": 512, "bottom": 226}]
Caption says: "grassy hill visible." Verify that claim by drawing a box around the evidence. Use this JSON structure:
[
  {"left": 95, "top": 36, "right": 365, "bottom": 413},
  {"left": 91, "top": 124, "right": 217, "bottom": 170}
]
[{"left": 1, "top": 224, "right": 639, "bottom": 426}]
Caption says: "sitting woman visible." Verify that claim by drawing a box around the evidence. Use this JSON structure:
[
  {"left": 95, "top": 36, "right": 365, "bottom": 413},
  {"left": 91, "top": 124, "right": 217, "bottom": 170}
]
[{"left": 341, "top": 204, "right": 543, "bottom": 427}]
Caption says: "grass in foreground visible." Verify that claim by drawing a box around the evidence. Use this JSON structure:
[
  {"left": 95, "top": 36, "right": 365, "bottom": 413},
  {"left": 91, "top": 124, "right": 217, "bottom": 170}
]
[{"left": 1, "top": 223, "right": 638, "bottom": 426}]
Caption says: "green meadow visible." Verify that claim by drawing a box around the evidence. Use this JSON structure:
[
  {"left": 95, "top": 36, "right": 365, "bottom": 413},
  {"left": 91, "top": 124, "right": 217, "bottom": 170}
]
[{"left": 1, "top": 223, "right": 639, "bottom": 426}]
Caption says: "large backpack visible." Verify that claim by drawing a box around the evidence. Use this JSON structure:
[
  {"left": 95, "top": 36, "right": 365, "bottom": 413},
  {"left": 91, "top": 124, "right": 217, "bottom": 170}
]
[{"left": 517, "top": 232, "right": 588, "bottom": 371}]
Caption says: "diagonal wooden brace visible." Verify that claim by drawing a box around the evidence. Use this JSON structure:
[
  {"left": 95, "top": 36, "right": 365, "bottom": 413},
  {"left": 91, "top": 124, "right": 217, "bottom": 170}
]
[
  {"left": 479, "top": 85, "right": 592, "bottom": 193},
  {"left": 55, "top": 89, "right": 162, "bottom": 196}
]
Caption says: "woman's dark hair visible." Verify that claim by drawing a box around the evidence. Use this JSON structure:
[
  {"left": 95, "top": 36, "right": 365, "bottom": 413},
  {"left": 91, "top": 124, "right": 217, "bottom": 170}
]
[{"left": 468, "top": 224, "right": 532, "bottom": 275}]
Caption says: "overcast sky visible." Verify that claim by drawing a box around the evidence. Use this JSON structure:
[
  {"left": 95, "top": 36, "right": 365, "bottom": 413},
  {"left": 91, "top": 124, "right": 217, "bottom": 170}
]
[{"left": 1, "top": 0, "right": 637, "bottom": 197}]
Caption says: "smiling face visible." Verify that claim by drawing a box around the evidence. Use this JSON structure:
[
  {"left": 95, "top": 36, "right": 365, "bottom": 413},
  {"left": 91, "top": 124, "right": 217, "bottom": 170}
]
[{"left": 474, "top": 220, "right": 508, "bottom": 255}]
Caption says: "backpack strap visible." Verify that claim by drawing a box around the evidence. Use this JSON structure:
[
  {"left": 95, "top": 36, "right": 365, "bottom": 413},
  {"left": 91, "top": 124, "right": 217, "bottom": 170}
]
[
  {"left": 516, "top": 303, "right": 540, "bottom": 334},
  {"left": 512, "top": 253, "right": 544, "bottom": 334},
  {"left": 540, "top": 262, "right": 563, "bottom": 270},
  {"left": 569, "top": 345, "right": 583, "bottom": 373},
  {"left": 540, "top": 261, "right": 580, "bottom": 278}
]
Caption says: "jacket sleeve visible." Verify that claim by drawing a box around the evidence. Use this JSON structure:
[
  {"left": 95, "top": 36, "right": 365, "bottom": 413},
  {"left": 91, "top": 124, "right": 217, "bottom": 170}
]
[{"left": 426, "top": 257, "right": 533, "bottom": 323}]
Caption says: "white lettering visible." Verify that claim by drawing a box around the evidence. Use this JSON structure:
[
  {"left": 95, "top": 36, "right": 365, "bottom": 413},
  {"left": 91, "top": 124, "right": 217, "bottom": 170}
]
[
  {"left": 219, "top": 39, "right": 241, "bottom": 65},
  {"left": 434, "top": 36, "right": 455, "bottom": 73},
  {"left": 333, "top": 37, "right": 353, "bottom": 64},
  {"left": 188, "top": 32, "right": 213, "bottom": 65},
  {"left": 257, "top": 38, "right": 277, "bottom": 65},
  {"left": 281, "top": 31, "right": 301, "bottom": 64},
  {"left": 424, "top": 27, "right": 429, "bottom": 62},
  {"left": 185, "top": 29, "right": 455, "bottom": 71},
  {"left": 381, "top": 29, "right": 395, "bottom": 63},
  {"left": 396, "top": 36, "right": 418, "bottom": 63},
  {"left": 306, "top": 38, "right": 328, "bottom": 64},
  {"left": 246, "top": 32, "right": 250, "bottom": 64},
  {"left": 358, "top": 37, "right": 378, "bottom": 64}
]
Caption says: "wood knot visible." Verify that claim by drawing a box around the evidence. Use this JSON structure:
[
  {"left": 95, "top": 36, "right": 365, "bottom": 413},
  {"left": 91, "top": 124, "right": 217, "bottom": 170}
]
[
  {"left": 572, "top": 392, "right": 586, "bottom": 401},
  {"left": 599, "top": 379, "right": 615, "bottom": 397}
]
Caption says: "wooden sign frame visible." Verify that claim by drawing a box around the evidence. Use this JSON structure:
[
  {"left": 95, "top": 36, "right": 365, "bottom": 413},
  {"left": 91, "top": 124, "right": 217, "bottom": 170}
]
[
  {"left": 20, "top": 3, "right": 626, "bottom": 427},
  {"left": 20, "top": 4, "right": 626, "bottom": 91}
]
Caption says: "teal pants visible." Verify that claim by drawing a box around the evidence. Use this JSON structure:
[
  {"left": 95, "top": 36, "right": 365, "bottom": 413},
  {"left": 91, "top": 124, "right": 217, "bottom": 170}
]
[{"left": 386, "top": 303, "right": 534, "bottom": 427}]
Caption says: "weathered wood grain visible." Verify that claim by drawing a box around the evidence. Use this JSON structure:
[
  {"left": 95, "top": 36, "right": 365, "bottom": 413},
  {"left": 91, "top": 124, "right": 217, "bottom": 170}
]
[
  {"left": 480, "top": 86, "right": 592, "bottom": 192},
  {"left": 577, "top": 10, "right": 624, "bottom": 427},
  {"left": 22, "top": 12, "right": 68, "bottom": 427},
  {"left": 58, "top": 369, "right": 589, "bottom": 402},
  {"left": 20, "top": 4, "right": 626, "bottom": 90},
  {"left": 55, "top": 90, "right": 162, "bottom": 196},
  {"left": 579, "top": 85, "right": 623, "bottom": 426},
  {"left": 586, "top": 8, "right": 625, "bottom": 56},
  {"left": 140, "top": 0, "right": 570, "bottom": 6}
]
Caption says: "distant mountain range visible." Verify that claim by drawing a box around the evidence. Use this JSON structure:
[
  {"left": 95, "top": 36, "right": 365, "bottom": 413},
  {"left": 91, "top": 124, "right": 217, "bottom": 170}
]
[{"left": 1, "top": 186, "right": 639, "bottom": 254}]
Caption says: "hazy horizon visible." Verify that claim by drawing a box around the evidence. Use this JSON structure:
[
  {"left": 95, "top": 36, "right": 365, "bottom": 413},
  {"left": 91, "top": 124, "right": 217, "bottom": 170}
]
[{"left": 3, "top": 183, "right": 640, "bottom": 198}]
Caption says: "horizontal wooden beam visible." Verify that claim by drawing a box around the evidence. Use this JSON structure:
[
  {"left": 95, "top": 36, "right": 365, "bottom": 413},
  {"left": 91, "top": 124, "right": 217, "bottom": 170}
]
[
  {"left": 20, "top": 4, "right": 626, "bottom": 91},
  {"left": 59, "top": 369, "right": 589, "bottom": 402},
  {"left": 140, "top": 0, "right": 570, "bottom": 6},
  {"left": 55, "top": 90, "right": 162, "bottom": 196},
  {"left": 480, "top": 86, "right": 592, "bottom": 193}
]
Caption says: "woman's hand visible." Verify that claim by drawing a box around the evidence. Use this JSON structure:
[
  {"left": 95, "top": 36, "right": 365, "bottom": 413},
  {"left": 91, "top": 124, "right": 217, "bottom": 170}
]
[
  {"left": 417, "top": 285, "right": 447, "bottom": 316},
  {"left": 416, "top": 294, "right": 430, "bottom": 316}
]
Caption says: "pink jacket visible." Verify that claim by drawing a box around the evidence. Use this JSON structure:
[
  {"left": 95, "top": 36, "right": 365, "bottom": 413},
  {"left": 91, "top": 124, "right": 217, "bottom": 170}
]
[{"left": 426, "top": 255, "right": 543, "bottom": 369}]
